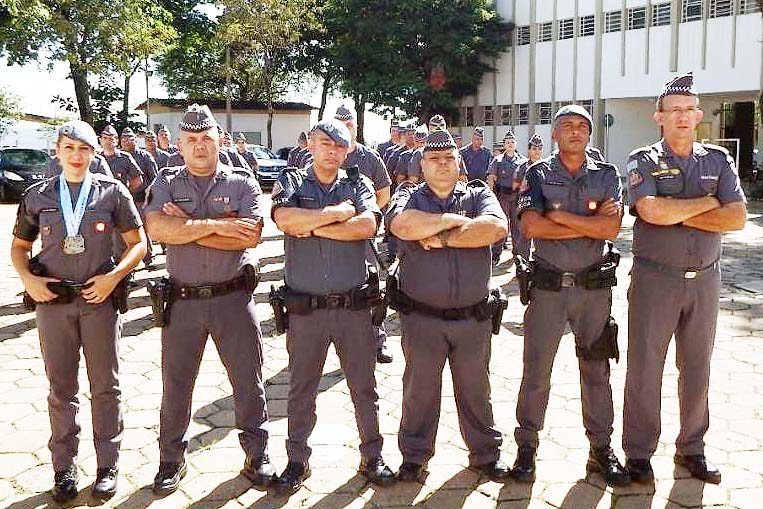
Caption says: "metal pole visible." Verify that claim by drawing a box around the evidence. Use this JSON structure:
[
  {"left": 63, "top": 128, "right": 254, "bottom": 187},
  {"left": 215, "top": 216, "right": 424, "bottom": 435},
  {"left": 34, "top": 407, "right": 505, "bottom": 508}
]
[
  {"left": 226, "top": 46, "right": 233, "bottom": 132},
  {"left": 145, "top": 57, "right": 151, "bottom": 131}
]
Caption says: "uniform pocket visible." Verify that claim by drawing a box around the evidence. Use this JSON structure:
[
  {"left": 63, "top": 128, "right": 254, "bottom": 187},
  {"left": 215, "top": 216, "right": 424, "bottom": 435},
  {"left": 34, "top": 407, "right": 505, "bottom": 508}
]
[
  {"left": 541, "top": 184, "right": 568, "bottom": 211},
  {"left": 210, "top": 197, "right": 241, "bottom": 217},
  {"left": 654, "top": 171, "right": 684, "bottom": 196},
  {"left": 699, "top": 176, "right": 719, "bottom": 196}
]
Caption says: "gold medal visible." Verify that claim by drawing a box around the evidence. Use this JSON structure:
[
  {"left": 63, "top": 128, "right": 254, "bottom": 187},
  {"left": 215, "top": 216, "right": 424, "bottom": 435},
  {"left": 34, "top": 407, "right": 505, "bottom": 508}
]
[{"left": 62, "top": 235, "right": 85, "bottom": 255}]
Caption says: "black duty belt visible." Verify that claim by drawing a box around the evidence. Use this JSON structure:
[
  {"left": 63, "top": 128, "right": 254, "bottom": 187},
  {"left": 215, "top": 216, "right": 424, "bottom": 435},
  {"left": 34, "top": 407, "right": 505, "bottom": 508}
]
[
  {"left": 172, "top": 275, "right": 247, "bottom": 299},
  {"left": 634, "top": 257, "right": 719, "bottom": 280},
  {"left": 389, "top": 287, "right": 491, "bottom": 321}
]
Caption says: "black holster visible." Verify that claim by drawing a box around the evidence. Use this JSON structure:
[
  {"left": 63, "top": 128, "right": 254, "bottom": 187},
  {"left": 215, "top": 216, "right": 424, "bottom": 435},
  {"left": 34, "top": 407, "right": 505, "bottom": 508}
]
[
  {"left": 22, "top": 257, "right": 47, "bottom": 311},
  {"left": 111, "top": 274, "right": 130, "bottom": 314},
  {"left": 515, "top": 255, "right": 534, "bottom": 305},
  {"left": 576, "top": 316, "right": 619, "bottom": 363},
  {"left": 489, "top": 287, "right": 508, "bottom": 335},
  {"left": 367, "top": 267, "right": 387, "bottom": 326},
  {"left": 269, "top": 285, "right": 288, "bottom": 333},
  {"left": 147, "top": 277, "right": 174, "bottom": 327},
  {"left": 243, "top": 263, "right": 260, "bottom": 295}
]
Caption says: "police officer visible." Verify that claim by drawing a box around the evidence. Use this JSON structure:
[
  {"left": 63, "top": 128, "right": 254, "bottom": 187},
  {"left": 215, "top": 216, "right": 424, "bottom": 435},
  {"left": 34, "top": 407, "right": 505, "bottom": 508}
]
[
  {"left": 385, "top": 124, "right": 415, "bottom": 175},
  {"left": 100, "top": 125, "right": 143, "bottom": 194},
  {"left": 511, "top": 133, "right": 544, "bottom": 260},
  {"left": 513, "top": 105, "right": 630, "bottom": 486},
  {"left": 407, "top": 116, "right": 469, "bottom": 185},
  {"left": 46, "top": 152, "right": 114, "bottom": 178},
  {"left": 120, "top": 127, "right": 158, "bottom": 267},
  {"left": 235, "top": 132, "right": 260, "bottom": 173},
  {"left": 386, "top": 129, "right": 510, "bottom": 483},
  {"left": 334, "top": 105, "right": 394, "bottom": 363},
  {"left": 287, "top": 131, "right": 308, "bottom": 167},
  {"left": 157, "top": 124, "right": 179, "bottom": 153},
  {"left": 145, "top": 131, "right": 172, "bottom": 170},
  {"left": 165, "top": 138, "right": 235, "bottom": 168},
  {"left": 623, "top": 73, "right": 747, "bottom": 485},
  {"left": 11, "top": 120, "right": 147, "bottom": 502},
  {"left": 487, "top": 130, "right": 527, "bottom": 264},
  {"left": 376, "top": 120, "right": 400, "bottom": 158},
  {"left": 271, "top": 119, "right": 396, "bottom": 496},
  {"left": 144, "top": 105, "right": 275, "bottom": 494},
  {"left": 459, "top": 127, "right": 493, "bottom": 181},
  {"left": 394, "top": 125, "right": 427, "bottom": 184},
  {"left": 217, "top": 126, "right": 253, "bottom": 173}
]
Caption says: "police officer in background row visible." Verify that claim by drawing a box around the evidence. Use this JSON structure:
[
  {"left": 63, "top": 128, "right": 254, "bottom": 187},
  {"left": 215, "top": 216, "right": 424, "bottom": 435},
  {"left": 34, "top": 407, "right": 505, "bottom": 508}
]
[
  {"left": 11, "top": 120, "right": 146, "bottom": 502},
  {"left": 386, "top": 129, "right": 510, "bottom": 483},
  {"left": 120, "top": 127, "right": 158, "bottom": 267},
  {"left": 235, "top": 132, "right": 260, "bottom": 174},
  {"left": 145, "top": 131, "right": 172, "bottom": 170},
  {"left": 376, "top": 120, "right": 400, "bottom": 159},
  {"left": 157, "top": 125, "right": 179, "bottom": 154},
  {"left": 334, "top": 104, "right": 394, "bottom": 363},
  {"left": 271, "top": 119, "right": 396, "bottom": 496},
  {"left": 511, "top": 133, "right": 545, "bottom": 260},
  {"left": 145, "top": 105, "right": 275, "bottom": 494},
  {"left": 513, "top": 105, "right": 630, "bottom": 486},
  {"left": 623, "top": 73, "right": 747, "bottom": 485},
  {"left": 459, "top": 126, "right": 493, "bottom": 181},
  {"left": 100, "top": 125, "right": 143, "bottom": 194},
  {"left": 287, "top": 131, "right": 308, "bottom": 167},
  {"left": 46, "top": 151, "right": 114, "bottom": 178},
  {"left": 487, "top": 130, "right": 527, "bottom": 265}
]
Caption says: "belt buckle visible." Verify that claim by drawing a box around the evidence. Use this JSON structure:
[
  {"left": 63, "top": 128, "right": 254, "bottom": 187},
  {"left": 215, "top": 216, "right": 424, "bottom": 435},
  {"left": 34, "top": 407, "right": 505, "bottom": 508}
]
[
  {"left": 198, "top": 287, "right": 213, "bottom": 299},
  {"left": 684, "top": 269, "right": 698, "bottom": 280},
  {"left": 325, "top": 294, "right": 345, "bottom": 309},
  {"left": 560, "top": 272, "right": 576, "bottom": 288}
]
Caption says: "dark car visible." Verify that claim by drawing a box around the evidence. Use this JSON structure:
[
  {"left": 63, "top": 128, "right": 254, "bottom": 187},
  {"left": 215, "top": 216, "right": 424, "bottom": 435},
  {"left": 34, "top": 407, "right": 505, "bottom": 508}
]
[
  {"left": 275, "top": 146, "right": 293, "bottom": 161},
  {"left": 0, "top": 148, "right": 50, "bottom": 202},
  {"left": 248, "top": 145, "right": 287, "bottom": 188}
]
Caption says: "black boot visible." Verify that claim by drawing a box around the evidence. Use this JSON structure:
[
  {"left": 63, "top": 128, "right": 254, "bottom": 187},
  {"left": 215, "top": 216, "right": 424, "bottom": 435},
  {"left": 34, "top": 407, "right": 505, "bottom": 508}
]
[
  {"left": 359, "top": 457, "right": 396, "bottom": 486},
  {"left": 242, "top": 454, "right": 277, "bottom": 487},
  {"left": 376, "top": 344, "right": 393, "bottom": 364},
  {"left": 153, "top": 460, "right": 187, "bottom": 496},
  {"left": 625, "top": 458, "right": 655, "bottom": 483},
  {"left": 470, "top": 458, "right": 511, "bottom": 482},
  {"left": 510, "top": 446, "right": 536, "bottom": 483},
  {"left": 586, "top": 447, "right": 631, "bottom": 486},
  {"left": 674, "top": 453, "right": 721, "bottom": 484},
  {"left": 274, "top": 462, "right": 311, "bottom": 496},
  {"left": 397, "top": 462, "right": 427, "bottom": 483},
  {"left": 52, "top": 465, "right": 79, "bottom": 503},
  {"left": 92, "top": 466, "right": 118, "bottom": 501}
]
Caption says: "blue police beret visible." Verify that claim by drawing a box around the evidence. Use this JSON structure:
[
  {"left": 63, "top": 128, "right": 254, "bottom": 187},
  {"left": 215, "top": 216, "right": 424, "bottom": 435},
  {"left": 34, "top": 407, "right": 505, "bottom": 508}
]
[
  {"left": 58, "top": 120, "right": 99, "bottom": 149},
  {"left": 311, "top": 119, "right": 351, "bottom": 148},
  {"left": 554, "top": 105, "right": 593, "bottom": 132}
]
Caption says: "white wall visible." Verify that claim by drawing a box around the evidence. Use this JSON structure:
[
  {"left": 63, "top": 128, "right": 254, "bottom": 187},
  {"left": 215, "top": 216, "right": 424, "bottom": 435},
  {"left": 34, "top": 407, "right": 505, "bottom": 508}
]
[
  {"left": 0, "top": 120, "right": 57, "bottom": 151},
  {"left": 602, "top": 98, "right": 661, "bottom": 175}
]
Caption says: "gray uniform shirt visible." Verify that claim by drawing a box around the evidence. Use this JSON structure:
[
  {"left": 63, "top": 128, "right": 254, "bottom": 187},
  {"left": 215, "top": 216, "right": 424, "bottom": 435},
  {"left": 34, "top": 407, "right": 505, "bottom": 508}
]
[
  {"left": 517, "top": 154, "right": 622, "bottom": 272},
  {"left": 127, "top": 148, "right": 158, "bottom": 199},
  {"left": 46, "top": 153, "right": 114, "bottom": 179},
  {"left": 13, "top": 173, "right": 142, "bottom": 282},
  {"left": 103, "top": 150, "right": 142, "bottom": 188},
  {"left": 145, "top": 165, "right": 263, "bottom": 285},
  {"left": 627, "top": 141, "right": 746, "bottom": 269},
  {"left": 488, "top": 151, "right": 527, "bottom": 190},
  {"left": 150, "top": 148, "right": 172, "bottom": 170},
  {"left": 271, "top": 165, "right": 381, "bottom": 295},
  {"left": 385, "top": 181, "right": 507, "bottom": 308},
  {"left": 343, "top": 143, "right": 392, "bottom": 191},
  {"left": 460, "top": 145, "right": 493, "bottom": 181},
  {"left": 238, "top": 150, "right": 259, "bottom": 172},
  {"left": 165, "top": 150, "right": 233, "bottom": 168}
]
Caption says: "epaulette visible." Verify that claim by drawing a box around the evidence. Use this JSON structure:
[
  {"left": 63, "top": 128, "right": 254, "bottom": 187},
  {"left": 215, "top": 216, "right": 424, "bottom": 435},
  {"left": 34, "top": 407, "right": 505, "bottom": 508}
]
[
  {"left": 628, "top": 145, "right": 656, "bottom": 158},
  {"left": 21, "top": 179, "right": 49, "bottom": 197},
  {"left": 466, "top": 179, "right": 488, "bottom": 188},
  {"left": 593, "top": 160, "right": 618, "bottom": 172},
  {"left": 702, "top": 143, "right": 730, "bottom": 156}
]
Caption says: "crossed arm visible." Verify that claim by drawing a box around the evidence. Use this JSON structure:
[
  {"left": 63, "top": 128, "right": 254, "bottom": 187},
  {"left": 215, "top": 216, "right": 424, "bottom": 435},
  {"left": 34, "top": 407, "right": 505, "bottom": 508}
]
[
  {"left": 273, "top": 201, "right": 378, "bottom": 241},
  {"left": 389, "top": 210, "right": 507, "bottom": 249},
  {"left": 635, "top": 196, "right": 746, "bottom": 232},
  {"left": 521, "top": 198, "right": 623, "bottom": 241}
]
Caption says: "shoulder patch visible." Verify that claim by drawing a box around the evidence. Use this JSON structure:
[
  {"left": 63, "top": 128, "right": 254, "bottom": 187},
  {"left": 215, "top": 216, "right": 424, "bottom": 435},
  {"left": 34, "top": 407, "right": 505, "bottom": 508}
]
[
  {"left": 628, "top": 145, "right": 655, "bottom": 158},
  {"left": 702, "top": 143, "right": 731, "bottom": 156},
  {"left": 594, "top": 161, "right": 618, "bottom": 172}
]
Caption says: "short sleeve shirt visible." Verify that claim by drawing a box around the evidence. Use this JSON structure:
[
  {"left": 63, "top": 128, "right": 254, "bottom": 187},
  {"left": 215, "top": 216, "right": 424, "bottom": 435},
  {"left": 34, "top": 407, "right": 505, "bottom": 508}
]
[
  {"left": 13, "top": 173, "right": 142, "bottom": 282},
  {"left": 129, "top": 148, "right": 158, "bottom": 198},
  {"left": 627, "top": 141, "right": 746, "bottom": 269},
  {"left": 343, "top": 143, "right": 392, "bottom": 191},
  {"left": 271, "top": 165, "right": 381, "bottom": 295},
  {"left": 104, "top": 150, "right": 143, "bottom": 187},
  {"left": 459, "top": 145, "right": 493, "bottom": 181},
  {"left": 144, "top": 164, "right": 263, "bottom": 285},
  {"left": 517, "top": 154, "right": 623, "bottom": 272},
  {"left": 488, "top": 151, "right": 527, "bottom": 190},
  {"left": 385, "top": 181, "right": 507, "bottom": 308},
  {"left": 151, "top": 148, "right": 172, "bottom": 170}
]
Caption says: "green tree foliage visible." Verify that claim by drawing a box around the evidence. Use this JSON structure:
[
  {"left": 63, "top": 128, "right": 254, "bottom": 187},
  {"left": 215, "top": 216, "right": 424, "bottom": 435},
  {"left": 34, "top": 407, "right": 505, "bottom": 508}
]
[{"left": 0, "top": 87, "right": 22, "bottom": 138}]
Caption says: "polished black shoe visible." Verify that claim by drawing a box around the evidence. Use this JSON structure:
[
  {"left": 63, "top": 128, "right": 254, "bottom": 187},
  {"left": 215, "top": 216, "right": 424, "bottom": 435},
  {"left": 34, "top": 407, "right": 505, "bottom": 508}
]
[
  {"left": 274, "top": 462, "right": 311, "bottom": 496},
  {"left": 587, "top": 447, "right": 631, "bottom": 486},
  {"left": 52, "top": 465, "right": 79, "bottom": 503},
  {"left": 510, "top": 446, "right": 536, "bottom": 483},
  {"left": 359, "top": 457, "right": 396, "bottom": 486},
  {"left": 397, "top": 462, "right": 427, "bottom": 482},
  {"left": 625, "top": 458, "right": 654, "bottom": 483},
  {"left": 152, "top": 460, "right": 187, "bottom": 496},
  {"left": 470, "top": 458, "right": 511, "bottom": 482},
  {"left": 242, "top": 454, "right": 277, "bottom": 487},
  {"left": 674, "top": 453, "right": 721, "bottom": 484},
  {"left": 91, "top": 466, "right": 118, "bottom": 501},
  {"left": 376, "top": 345, "right": 393, "bottom": 364}
]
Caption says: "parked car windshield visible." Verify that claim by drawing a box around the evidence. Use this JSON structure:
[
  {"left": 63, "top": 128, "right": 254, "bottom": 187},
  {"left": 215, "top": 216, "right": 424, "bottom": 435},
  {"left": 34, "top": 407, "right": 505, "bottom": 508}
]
[
  {"left": 251, "top": 146, "right": 279, "bottom": 160},
  {"left": 1, "top": 149, "right": 50, "bottom": 170}
]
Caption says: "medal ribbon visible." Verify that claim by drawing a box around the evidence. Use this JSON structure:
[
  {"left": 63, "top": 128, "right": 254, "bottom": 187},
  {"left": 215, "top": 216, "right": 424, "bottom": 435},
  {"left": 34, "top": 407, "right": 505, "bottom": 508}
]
[{"left": 59, "top": 172, "right": 93, "bottom": 237}]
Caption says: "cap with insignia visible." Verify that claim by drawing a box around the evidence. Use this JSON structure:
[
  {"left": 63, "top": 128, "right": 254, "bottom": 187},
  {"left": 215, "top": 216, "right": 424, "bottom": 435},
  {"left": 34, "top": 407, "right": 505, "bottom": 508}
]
[
  {"left": 403, "top": 124, "right": 416, "bottom": 134},
  {"left": 528, "top": 133, "right": 544, "bottom": 148},
  {"left": 493, "top": 142, "right": 503, "bottom": 150},
  {"left": 120, "top": 127, "right": 136, "bottom": 138},
  {"left": 428, "top": 114, "right": 447, "bottom": 131},
  {"left": 310, "top": 119, "right": 352, "bottom": 148},
  {"left": 659, "top": 72, "right": 697, "bottom": 100},
  {"left": 298, "top": 131, "right": 307, "bottom": 143},
  {"left": 414, "top": 124, "right": 429, "bottom": 141},
  {"left": 554, "top": 104, "right": 593, "bottom": 132},
  {"left": 101, "top": 124, "right": 118, "bottom": 137},
  {"left": 237, "top": 132, "right": 247, "bottom": 141},
  {"left": 157, "top": 124, "right": 170, "bottom": 134},
  {"left": 503, "top": 129, "right": 516, "bottom": 140},
  {"left": 58, "top": 120, "right": 99, "bottom": 149},
  {"left": 179, "top": 104, "right": 218, "bottom": 133},
  {"left": 390, "top": 120, "right": 400, "bottom": 128},
  {"left": 473, "top": 126, "right": 485, "bottom": 138},
  {"left": 423, "top": 130, "right": 457, "bottom": 152},
  {"left": 144, "top": 131, "right": 157, "bottom": 140},
  {"left": 334, "top": 104, "right": 357, "bottom": 121}
]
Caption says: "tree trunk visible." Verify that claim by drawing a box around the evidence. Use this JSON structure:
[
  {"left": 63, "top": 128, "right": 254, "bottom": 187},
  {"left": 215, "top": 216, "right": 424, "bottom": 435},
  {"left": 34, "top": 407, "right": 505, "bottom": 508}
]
[
  {"left": 354, "top": 92, "right": 365, "bottom": 145},
  {"left": 318, "top": 73, "right": 332, "bottom": 120},
  {"left": 70, "top": 63, "right": 93, "bottom": 124},
  {"left": 122, "top": 72, "right": 130, "bottom": 129}
]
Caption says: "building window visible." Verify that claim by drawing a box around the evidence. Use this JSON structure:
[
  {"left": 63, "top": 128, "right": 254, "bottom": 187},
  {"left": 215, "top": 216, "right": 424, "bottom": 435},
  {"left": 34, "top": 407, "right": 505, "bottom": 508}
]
[
  {"left": 651, "top": 2, "right": 672, "bottom": 25},
  {"left": 604, "top": 11, "right": 622, "bottom": 32},
  {"left": 538, "top": 103, "right": 552, "bottom": 125},
  {"left": 628, "top": 7, "right": 647, "bottom": 29},
  {"left": 709, "top": 0, "right": 733, "bottom": 17},
  {"left": 517, "top": 104, "right": 529, "bottom": 125},
  {"left": 579, "top": 14, "right": 596, "bottom": 36},
  {"left": 516, "top": 25, "right": 530, "bottom": 45},
  {"left": 500, "top": 105, "right": 513, "bottom": 126},
  {"left": 538, "top": 21, "right": 553, "bottom": 42},
  {"left": 558, "top": 18, "right": 574, "bottom": 39},
  {"left": 556, "top": 101, "right": 573, "bottom": 111},
  {"left": 484, "top": 106, "right": 494, "bottom": 126},
  {"left": 579, "top": 100, "right": 594, "bottom": 117},
  {"left": 740, "top": 0, "right": 762, "bottom": 14},
  {"left": 682, "top": 0, "right": 703, "bottom": 21}
]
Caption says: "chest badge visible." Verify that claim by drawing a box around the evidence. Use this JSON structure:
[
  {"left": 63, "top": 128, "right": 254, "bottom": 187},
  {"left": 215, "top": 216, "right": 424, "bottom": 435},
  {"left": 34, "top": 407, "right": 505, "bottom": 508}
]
[
  {"left": 42, "top": 225, "right": 51, "bottom": 236},
  {"left": 551, "top": 202, "right": 562, "bottom": 210},
  {"left": 94, "top": 221, "right": 107, "bottom": 234},
  {"left": 587, "top": 200, "right": 598, "bottom": 212}
]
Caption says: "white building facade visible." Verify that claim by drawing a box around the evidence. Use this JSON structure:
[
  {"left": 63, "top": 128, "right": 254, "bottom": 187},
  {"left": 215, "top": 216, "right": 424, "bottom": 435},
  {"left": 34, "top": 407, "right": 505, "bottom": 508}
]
[{"left": 459, "top": 0, "right": 763, "bottom": 175}]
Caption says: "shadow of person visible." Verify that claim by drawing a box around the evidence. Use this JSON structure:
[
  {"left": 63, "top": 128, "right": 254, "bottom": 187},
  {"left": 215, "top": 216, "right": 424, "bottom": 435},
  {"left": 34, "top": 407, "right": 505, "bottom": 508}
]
[
  {"left": 396, "top": 467, "right": 485, "bottom": 509},
  {"left": 664, "top": 465, "right": 706, "bottom": 508},
  {"left": 558, "top": 478, "right": 607, "bottom": 509},
  {"left": 5, "top": 492, "right": 61, "bottom": 509},
  {"left": 497, "top": 479, "right": 534, "bottom": 509}
]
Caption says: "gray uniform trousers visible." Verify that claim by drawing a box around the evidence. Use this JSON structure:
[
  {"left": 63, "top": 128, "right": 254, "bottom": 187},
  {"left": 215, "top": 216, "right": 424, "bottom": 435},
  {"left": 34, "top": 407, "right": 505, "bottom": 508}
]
[
  {"left": 492, "top": 192, "right": 527, "bottom": 258},
  {"left": 36, "top": 299, "right": 122, "bottom": 471},
  {"left": 515, "top": 286, "right": 614, "bottom": 449},
  {"left": 399, "top": 314, "right": 502, "bottom": 466},
  {"left": 623, "top": 264, "right": 720, "bottom": 460},
  {"left": 286, "top": 308, "right": 382, "bottom": 464},
  {"left": 159, "top": 290, "right": 268, "bottom": 462}
]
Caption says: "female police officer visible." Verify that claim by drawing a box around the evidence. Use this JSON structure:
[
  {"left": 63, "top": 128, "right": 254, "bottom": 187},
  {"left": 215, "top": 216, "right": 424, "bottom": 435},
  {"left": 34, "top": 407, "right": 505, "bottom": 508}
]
[{"left": 10, "top": 120, "right": 146, "bottom": 503}]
